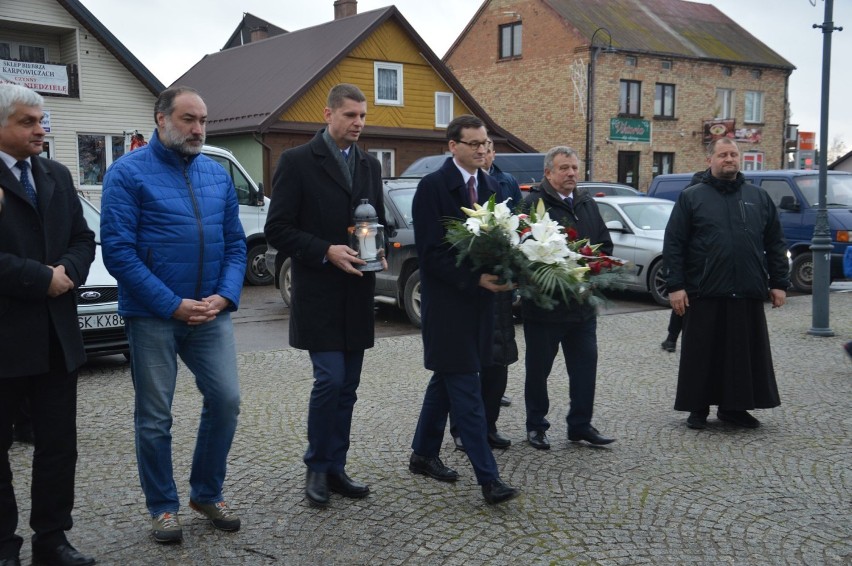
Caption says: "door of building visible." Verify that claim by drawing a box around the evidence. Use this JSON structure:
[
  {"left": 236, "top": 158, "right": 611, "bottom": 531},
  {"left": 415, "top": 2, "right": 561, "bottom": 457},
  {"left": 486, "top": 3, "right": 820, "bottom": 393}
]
[{"left": 617, "top": 151, "right": 641, "bottom": 188}]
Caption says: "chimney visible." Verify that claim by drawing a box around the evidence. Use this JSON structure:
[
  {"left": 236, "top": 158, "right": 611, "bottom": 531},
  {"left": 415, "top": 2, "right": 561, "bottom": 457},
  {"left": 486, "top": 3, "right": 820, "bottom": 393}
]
[
  {"left": 249, "top": 26, "right": 269, "bottom": 43},
  {"left": 334, "top": 0, "right": 357, "bottom": 20}
]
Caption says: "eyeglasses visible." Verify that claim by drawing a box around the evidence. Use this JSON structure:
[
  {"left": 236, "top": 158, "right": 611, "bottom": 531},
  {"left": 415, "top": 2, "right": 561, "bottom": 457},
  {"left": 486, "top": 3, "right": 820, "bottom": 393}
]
[{"left": 455, "top": 139, "right": 489, "bottom": 150}]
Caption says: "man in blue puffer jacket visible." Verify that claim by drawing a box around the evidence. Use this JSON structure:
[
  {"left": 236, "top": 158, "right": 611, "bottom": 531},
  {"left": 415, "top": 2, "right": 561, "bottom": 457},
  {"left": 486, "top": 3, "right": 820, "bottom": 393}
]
[{"left": 100, "top": 86, "right": 246, "bottom": 544}]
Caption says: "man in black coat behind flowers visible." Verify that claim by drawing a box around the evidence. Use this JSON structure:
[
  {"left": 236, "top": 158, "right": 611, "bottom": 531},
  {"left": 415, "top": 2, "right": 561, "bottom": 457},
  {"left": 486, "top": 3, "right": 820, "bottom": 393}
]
[{"left": 521, "top": 146, "right": 615, "bottom": 450}]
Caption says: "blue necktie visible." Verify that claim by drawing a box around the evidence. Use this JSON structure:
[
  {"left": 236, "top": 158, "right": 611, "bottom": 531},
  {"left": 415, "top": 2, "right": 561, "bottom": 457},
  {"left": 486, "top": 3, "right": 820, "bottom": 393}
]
[{"left": 16, "top": 160, "right": 38, "bottom": 207}]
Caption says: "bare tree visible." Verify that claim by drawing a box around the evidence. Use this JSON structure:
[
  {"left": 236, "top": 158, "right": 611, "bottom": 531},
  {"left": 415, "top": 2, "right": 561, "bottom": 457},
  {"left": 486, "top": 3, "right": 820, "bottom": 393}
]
[{"left": 827, "top": 135, "right": 848, "bottom": 163}]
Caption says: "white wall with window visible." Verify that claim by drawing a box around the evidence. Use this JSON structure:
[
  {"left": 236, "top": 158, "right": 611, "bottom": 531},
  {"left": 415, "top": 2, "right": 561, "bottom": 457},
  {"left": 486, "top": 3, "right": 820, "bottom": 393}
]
[
  {"left": 77, "top": 134, "right": 126, "bottom": 186},
  {"left": 374, "top": 62, "right": 403, "bottom": 106},
  {"left": 744, "top": 91, "right": 764, "bottom": 123},
  {"left": 742, "top": 151, "right": 764, "bottom": 170},
  {"left": 435, "top": 92, "right": 453, "bottom": 128},
  {"left": 368, "top": 149, "right": 395, "bottom": 177}
]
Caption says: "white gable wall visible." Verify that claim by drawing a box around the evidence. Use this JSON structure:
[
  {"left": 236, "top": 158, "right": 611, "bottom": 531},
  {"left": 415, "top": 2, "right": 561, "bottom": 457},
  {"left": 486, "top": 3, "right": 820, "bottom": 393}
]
[{"left": 1, "top": 0, "right": 158, "bottom": 200}]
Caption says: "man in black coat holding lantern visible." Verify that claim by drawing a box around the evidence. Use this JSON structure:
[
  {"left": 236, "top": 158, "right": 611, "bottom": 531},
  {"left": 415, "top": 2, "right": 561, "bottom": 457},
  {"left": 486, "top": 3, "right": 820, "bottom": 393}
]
[{"left": 265, "top": 84, "right": 385, "bottom": 508}]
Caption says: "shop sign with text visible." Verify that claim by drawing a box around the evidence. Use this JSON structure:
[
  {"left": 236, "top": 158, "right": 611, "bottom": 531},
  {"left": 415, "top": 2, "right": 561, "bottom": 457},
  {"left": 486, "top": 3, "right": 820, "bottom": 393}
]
[{"left": 610, "top": 117, "right": 651, "bottom": 143}]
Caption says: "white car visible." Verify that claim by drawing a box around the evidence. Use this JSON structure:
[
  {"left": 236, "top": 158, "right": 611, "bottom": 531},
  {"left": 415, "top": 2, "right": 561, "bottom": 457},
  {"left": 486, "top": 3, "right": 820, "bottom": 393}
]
[
  {"left": 594, "top": 196, "right": 674, "bottom": 306},
  {"left": 77, "top": 194, "right": 128, "bottom": 358}
]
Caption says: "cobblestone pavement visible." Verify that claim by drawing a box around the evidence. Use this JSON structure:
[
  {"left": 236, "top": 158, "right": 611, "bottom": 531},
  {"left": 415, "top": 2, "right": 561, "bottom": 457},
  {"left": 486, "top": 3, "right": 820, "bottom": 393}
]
[{"left": 9, "top": 293, "right": 851, "bottom": 565}]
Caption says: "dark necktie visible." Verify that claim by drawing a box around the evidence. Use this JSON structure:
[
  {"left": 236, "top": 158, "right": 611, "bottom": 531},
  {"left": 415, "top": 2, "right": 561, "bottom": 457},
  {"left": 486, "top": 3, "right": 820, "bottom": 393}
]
[
  {"left": 467, "top": 176, "right": 477, "bottom": 206},
  {"left": 16, "top": 160, "right": 38, "bottom": 207}
]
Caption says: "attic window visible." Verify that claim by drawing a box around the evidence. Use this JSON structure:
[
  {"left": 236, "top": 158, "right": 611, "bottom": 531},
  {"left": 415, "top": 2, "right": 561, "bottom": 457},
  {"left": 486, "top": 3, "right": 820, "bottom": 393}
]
[
  {"left": 435, "top": 92, "right": 453, "bottom": 128},
  {"left": 499, "top": 22, "right": 522, "bottom": 59},
  {"left": 374, "top": 62, "right": 403, "bottom": 106},
  {"left": 625, "top": 56, "right": 637, "bottom": 67},
  {"left": 751, "top": 69, "right": 762, "bottom": 79},
  {"left": 661, "top": 60, "right": 672, "bottom": 70},
  {"left": 722, "top": 66, "right": 732, "bottom": 77}
]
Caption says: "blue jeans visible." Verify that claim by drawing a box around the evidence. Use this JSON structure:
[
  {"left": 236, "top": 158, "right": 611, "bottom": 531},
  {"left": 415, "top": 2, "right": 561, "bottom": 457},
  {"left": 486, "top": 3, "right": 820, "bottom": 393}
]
[
  {"left": 305, "top": 351, "right": 364, "bottom": 473},
  {"left": 524, "top": 317, "right": 598, "bottom": 434},
  {"left": 126, "top": 314, "right": 240, "bottom": 516}
]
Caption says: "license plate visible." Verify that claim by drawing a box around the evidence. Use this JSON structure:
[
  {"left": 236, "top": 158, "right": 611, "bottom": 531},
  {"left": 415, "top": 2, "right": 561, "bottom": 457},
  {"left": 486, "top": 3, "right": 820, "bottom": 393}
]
[{"left": 78, "top": 313, "right": 125, "bottom": 330}]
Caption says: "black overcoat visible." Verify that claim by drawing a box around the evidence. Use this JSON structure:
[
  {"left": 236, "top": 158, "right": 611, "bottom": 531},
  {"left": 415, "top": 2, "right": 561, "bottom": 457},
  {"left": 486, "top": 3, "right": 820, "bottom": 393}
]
[
  {"left": 0, "top": 157, "right": 95, "bottom": 377},
  {"left": 413, "top": 157, "right": 510, "bottom": 373},
  {"left": 264, "top": 130, "right": 384, "bottom": 351}
]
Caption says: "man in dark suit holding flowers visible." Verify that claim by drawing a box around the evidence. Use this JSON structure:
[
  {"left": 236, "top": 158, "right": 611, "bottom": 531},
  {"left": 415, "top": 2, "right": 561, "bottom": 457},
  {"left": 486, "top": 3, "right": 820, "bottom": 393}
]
[{"left": 408, "top": 114, "right": 519, "bottom": 505}]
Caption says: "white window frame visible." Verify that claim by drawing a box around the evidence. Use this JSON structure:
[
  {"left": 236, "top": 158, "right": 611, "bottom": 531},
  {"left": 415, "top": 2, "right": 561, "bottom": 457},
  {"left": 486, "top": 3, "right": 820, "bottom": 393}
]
[
  {"left": 715, "top": 88, "right": 734, "bottom": 119},
  {"left": 435, "top": 92, "right": 453, "bottom": 128},
  {"left": 744, "top": 91, "right": 764, "bottom": 123},
  {"left": 0, "top": 41, "right": 49, "bottom": 62},
  {"left": 374, "top": 62, "right": 403, "bottom": 106},
  {"left": 77, "top": 133, "right": 125, "bottom": 188},
  {"left": 368, "top": 149, "right": 395, "bottom": 177},
  {"left": 742, "top": 151, "right": 764, "bottom": 171}
]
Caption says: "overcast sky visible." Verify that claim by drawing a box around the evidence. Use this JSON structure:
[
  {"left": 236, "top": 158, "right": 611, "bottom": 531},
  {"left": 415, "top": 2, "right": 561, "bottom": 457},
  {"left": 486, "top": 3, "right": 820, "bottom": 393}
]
[{"left": 78, "top": 0, "right": 851, "bottom": 149}]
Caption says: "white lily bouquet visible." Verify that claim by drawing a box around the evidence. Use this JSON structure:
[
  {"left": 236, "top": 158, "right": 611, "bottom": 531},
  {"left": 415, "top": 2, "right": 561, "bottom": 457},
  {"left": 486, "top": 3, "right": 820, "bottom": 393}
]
[{"left": 445, "top": 196, "right": 626, "bottom": 309}]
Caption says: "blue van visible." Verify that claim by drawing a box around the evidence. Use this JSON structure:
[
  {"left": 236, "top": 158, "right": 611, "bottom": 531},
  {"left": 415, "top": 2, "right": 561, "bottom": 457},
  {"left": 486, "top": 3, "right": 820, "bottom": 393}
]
[{"left": 647, "top": 170, "right": 852, "bottom": 292}]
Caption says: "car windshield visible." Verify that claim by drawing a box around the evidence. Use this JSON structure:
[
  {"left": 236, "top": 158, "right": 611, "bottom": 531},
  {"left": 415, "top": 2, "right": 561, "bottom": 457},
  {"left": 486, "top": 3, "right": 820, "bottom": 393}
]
[
  {"left": 79, "top": 196, "right": 101, "bottom": 243},
  {"left": 621, "top": 202, "right": 673, "bottom": 230},
  {"left": 401, "top": 156, "right": 447, "bottom": 178},
  {"left": 388, "top": 188, "right": 415, "bottom": 225},
  {"left": 794, "top": 175, "right": 852, "bottom": 207}
]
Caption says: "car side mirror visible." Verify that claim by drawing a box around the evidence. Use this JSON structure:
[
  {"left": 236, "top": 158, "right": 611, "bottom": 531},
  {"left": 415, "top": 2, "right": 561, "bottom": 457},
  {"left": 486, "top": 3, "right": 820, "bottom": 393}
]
[
  {"left": 778, "top": 195, "right": 799, "bottom": 211},
  {"left": 605, "top": 220, "right": 625, "bottom": 232}
]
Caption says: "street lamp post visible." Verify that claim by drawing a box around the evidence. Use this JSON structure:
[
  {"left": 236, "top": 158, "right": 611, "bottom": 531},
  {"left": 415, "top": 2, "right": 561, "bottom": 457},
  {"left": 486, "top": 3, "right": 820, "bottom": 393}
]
[
  {"left": 809, "top": 0, "right": 842, "bottom": 337},
  {"left": 585, "top": 27, "right": 614, "bottom": 182}
]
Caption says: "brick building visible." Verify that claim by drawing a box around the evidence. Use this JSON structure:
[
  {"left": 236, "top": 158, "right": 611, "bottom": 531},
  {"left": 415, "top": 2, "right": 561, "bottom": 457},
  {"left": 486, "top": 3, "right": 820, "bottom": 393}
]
[{"left": 445, "top": 0, "right": 795, "bottom": 192}]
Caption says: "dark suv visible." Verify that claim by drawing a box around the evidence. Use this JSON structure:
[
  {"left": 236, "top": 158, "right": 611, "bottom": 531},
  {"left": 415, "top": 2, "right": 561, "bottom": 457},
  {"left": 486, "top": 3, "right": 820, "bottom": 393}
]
[
  {"left": 402, "top": 153, "right": 545, "bottom": 189},
  {"left": 266, "top": 178, "right": 423, "bottom": 326}
]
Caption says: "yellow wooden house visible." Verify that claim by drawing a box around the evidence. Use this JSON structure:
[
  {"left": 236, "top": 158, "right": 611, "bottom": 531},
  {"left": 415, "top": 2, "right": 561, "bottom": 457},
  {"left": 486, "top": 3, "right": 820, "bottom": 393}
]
[{"left": 174, "top": 5, "right": 533, "bottom": 188}]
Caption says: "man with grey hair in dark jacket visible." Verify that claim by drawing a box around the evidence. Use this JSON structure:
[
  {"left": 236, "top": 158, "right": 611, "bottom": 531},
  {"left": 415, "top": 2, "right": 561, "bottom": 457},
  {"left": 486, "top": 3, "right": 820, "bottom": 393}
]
[{"left": 522, "top": 146, "right": 616, "bottom": 450}]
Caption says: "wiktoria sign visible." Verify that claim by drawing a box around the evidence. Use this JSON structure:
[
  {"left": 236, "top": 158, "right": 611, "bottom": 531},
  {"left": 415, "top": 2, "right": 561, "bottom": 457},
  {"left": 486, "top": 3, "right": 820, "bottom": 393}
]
[
  {"left": 609, "top": 117, "right": 651, "bottom": 143},
  {"left": 1, "top": 60, "right": 69, "bottom": 95}
]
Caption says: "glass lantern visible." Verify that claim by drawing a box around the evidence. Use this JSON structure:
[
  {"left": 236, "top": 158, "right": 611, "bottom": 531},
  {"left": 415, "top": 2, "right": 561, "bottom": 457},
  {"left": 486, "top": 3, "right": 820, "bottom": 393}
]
[{"left": 350, "top": 199, "right": 385, "bottom": 272}]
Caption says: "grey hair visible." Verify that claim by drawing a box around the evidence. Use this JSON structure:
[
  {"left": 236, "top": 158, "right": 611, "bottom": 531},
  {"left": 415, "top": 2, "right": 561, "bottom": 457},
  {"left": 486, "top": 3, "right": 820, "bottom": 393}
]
[
  {"left": 0, "top": 85, "right": 44, "bottom": 125},
  {"left": 154, "top": 85, "right": 201, "bottom": 124},
  {"left": 544, "top": 146, "right": 579, "bottom": 171}
]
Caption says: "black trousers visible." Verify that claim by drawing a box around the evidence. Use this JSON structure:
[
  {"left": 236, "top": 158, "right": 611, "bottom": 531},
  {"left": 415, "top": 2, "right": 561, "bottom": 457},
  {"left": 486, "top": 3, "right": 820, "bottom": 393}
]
[
  {"left": 0, "top": 340, "right": 78, "bottom": 559},
  {"left": 449, "top": 364, "right": 508, "bottom": 437}
]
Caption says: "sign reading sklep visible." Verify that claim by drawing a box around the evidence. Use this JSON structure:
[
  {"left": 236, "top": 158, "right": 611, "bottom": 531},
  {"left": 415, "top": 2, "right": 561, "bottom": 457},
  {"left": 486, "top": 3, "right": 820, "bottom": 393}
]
[
  {"left": 610, "top": 117, "right": 651, "bottom": 143},
  {"left": 1, "top": 59, "right": 69, "bottom": 95}
]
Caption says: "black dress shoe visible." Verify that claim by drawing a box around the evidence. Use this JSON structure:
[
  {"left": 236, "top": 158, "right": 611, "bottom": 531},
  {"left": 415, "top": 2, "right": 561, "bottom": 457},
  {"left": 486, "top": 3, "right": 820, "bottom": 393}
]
[
  {"left": 409, "top": 453, "right": 459, "bottom": 482},
  {"left": 500, "top": 395, "right": 512, "bottom": 407},
  {"left": 31, "top": 543, "right": 95, "bottom": 566},
  {"left": 568, "top": 426, "right": 615, "bottom": 445},
  {"left": 327, "top": 472, "right": 370, "bottom": 499},
  {"left": 687, "top": 411, "right": 708, "bottom": 429},
  {"left": 717, "top": 409, "right": 760, "bottom": 428},
  {"left": 660, "top": 339, "right": 677, "bottom": 352},
  {"left": 487, "top": 431, "right": 511, "bottom": 449},
  {"left": 527, "top": 430, "right": 550, "bottom": 450},
  {"left": 0, "top": 557, "right": 21, "bottom": 566},
  {"left": 452, "top": 435, "right": 465, "bottom": 451},
  {"left": 305, "top": 470, "right": 329, "bottom": 507},
  {"left": 481, "top": 479, "right": 520, "bottom": 505}
]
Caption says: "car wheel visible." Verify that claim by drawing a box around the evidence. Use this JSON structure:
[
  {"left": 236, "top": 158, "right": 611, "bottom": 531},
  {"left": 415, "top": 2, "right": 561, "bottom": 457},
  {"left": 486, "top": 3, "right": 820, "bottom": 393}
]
[
  {"left": 648, "top": 260, "right": 670, "bottom": 306},
  {"left": 245, "top": 243, "right": 273, "bottom": 286},
  {"left": 279, "top": 257, "right": 292, "bottom": 307},
  {"left": 403, "top": 269, "right": 422, "bottom": 328},
  {"left": 790, "top": 253, "right": 813, "bottom": 294}
]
